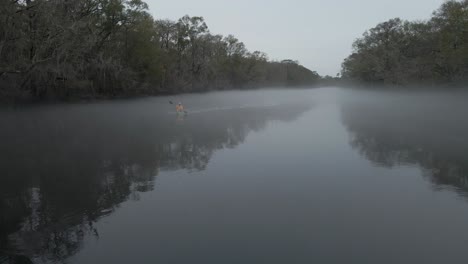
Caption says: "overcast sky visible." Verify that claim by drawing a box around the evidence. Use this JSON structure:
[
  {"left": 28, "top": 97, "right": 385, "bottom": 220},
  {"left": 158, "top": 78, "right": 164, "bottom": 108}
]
[{"left": 145, "top": 0, "right": 444, "bottom": 76}]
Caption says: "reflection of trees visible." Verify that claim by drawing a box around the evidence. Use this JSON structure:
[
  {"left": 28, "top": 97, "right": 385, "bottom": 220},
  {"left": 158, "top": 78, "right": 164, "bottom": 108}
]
[
  {"left": 0, "top": 102, "right": 311, "bottom": 263},
  {"left": 341, "top": 99, "right": 468, "bottom": 195}
]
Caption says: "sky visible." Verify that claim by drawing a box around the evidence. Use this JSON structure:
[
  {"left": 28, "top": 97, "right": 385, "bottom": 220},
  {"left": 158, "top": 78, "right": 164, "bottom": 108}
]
[{"left": 145, "top": 0, "right": 444, "bottom": 76}]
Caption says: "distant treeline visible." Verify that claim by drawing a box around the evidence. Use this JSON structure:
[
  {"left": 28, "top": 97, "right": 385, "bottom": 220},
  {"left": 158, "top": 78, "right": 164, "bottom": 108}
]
[
  {"left": 0, "top": 0, "right": 321, "bottom": 101},
  {"left": 342, "top": 0, "right": 468, "bottom": 86}
]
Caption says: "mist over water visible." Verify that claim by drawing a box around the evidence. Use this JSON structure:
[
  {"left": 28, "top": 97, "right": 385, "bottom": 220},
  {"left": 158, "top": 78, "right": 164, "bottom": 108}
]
[{"left": 1, "top": 87, "right": 468, "bottom": 264}]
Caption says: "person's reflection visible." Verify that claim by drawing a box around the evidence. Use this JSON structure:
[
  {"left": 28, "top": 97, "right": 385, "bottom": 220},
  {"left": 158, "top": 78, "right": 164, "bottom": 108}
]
[{"left": 176, "top": 112, "right": 186, "bottom": 122}]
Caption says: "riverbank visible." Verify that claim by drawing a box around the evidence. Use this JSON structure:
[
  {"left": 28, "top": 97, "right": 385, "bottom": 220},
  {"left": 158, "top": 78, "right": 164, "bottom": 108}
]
[{"left": 1, "top": 1, "right": 320, "bottom": 104}]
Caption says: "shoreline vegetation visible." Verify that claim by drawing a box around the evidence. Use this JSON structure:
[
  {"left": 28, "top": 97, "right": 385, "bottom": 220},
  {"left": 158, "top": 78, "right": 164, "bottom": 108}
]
[
  {"left": 1, "top": 0, "right": 467, "bottom": 103},
  {"left": 341, "top": 0, "right": 468, "bottom": 86},
  {"left": 0, "top": 0, "right": 321, "bottom": 102}
]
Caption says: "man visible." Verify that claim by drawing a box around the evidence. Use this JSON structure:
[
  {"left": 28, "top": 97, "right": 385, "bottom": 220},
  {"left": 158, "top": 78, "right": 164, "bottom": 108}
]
[{"left": 176, "top": 102, "right": 184, "bottom": 113}]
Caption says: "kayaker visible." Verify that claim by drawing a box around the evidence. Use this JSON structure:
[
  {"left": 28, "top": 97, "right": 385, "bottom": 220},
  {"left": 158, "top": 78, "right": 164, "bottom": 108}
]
[{"left": 176, "top": 102, "right": 184, "bottom": 113}]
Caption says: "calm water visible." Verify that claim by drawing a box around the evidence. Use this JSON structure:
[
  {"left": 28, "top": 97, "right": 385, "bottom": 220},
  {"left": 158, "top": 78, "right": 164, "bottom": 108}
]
[{"left": 1, "top": 88, "right": 468, "bottom": 264}]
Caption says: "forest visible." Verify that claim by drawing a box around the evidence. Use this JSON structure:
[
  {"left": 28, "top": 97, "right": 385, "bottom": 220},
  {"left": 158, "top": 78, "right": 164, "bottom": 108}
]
[
  {"left": 0, "top": 0, "right": 321, "bottom": 101},
  {"left": 341, "top": 0, "right": 468, "bottom": 86}
]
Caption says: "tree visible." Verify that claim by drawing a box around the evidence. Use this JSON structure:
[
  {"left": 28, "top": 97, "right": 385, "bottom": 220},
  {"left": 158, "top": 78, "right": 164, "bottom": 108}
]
[
  {"left": 342, "top": 0, "right": 468, "bottom": 86},
  {"left": 0, "top": 1, "right": 321, "bottom": 101}
]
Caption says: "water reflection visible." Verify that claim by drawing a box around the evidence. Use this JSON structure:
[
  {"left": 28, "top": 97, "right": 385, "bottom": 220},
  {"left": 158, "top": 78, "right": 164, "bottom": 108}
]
[
  {"left": 0, "top": 100, "right": 311, "bottom": 263},
  {"left": 341, "top": 92, "right": 468, "bottom": 196}
]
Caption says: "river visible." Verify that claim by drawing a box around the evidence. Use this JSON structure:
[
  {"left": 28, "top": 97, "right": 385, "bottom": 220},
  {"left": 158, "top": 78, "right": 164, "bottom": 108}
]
[{"left": 1, "top": 88, "right": 468, "bottom": 264}]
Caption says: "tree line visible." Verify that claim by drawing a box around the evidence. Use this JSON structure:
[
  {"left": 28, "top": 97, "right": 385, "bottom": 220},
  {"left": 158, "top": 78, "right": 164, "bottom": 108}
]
[
  {"left": 0, "top": 0, "right": 321, "bottom": 101},
  {"left": 341, "top": 0, "right": 468, "bottom": 86}
]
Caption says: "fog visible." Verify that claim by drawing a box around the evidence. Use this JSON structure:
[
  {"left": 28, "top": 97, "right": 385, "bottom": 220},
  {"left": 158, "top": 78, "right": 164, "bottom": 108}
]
[
  {"left": 2, "top": 87, "right": 468, "bottom": 263},
  {"left": 339, "top": 88, "right": 468, "bottom": 195}
]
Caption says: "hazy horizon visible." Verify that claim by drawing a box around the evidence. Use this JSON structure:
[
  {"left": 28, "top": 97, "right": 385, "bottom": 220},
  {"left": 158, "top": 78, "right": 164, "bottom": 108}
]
[{"left": 147, "top": 0, "right": 444, "bottom": 76}]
